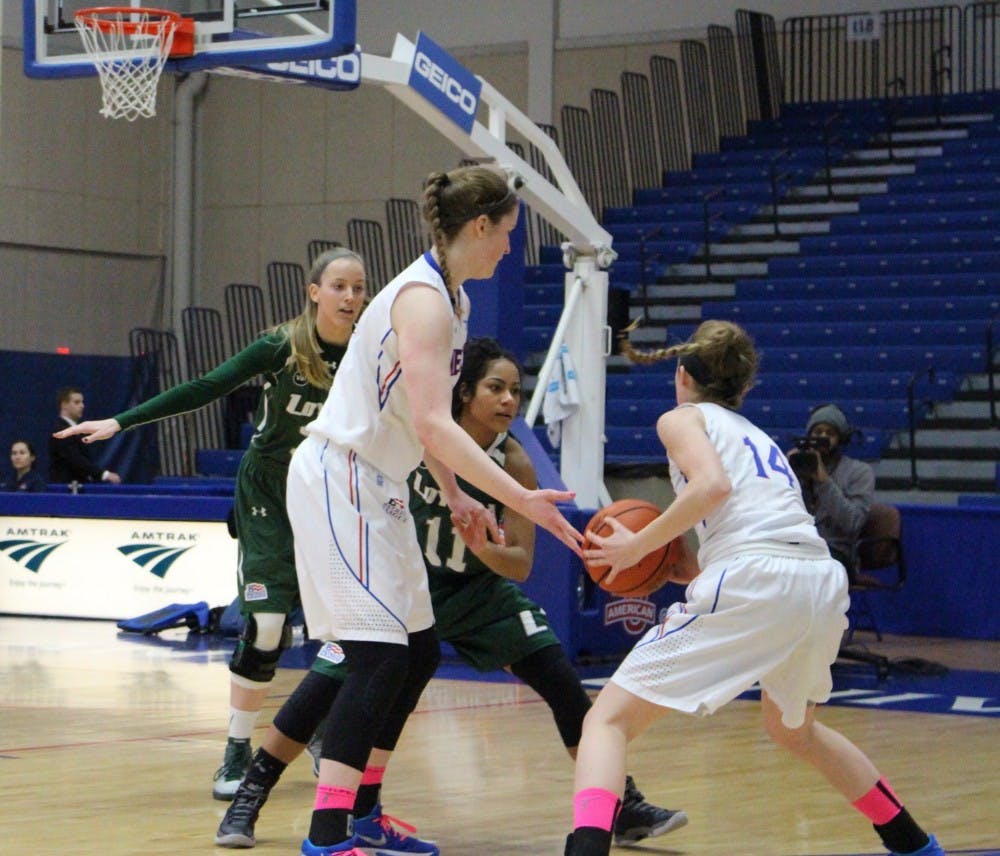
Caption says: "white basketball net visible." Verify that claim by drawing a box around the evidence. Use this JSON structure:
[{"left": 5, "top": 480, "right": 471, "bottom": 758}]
[{"left": 74, "top": 9, "right": 179, "bottom": 121}]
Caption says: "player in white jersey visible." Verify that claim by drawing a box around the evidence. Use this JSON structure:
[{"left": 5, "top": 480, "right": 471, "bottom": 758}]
[
  {"left": 286, "top": 165, "right": 582, "bottom": 856},
  {"left": 565, "top": 320, "right": 945, "bottom": 856}
]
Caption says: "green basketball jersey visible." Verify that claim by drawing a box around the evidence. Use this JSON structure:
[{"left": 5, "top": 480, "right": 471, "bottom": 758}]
[
  {"left": 116, "top": 330, "right": 347, "bottom": 466},
  {"left": 409, "top": 435, "right": 536, "bottom": 638}
]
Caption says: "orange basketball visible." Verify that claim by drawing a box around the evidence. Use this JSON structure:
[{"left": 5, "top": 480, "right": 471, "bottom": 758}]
[
  {"left": 584, "top": 498, "right": 671, "bottom": 597},
  {"left": 661, "top": 530, "right": 701, "bottom": 586}
]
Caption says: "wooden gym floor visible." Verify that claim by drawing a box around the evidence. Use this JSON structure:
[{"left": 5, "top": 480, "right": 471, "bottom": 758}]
[{"left": 0, "top": 616, "right": 997, "bottom": 855}]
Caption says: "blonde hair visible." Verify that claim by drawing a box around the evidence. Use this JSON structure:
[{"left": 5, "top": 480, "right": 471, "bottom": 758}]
[
  {"left": 422, "top": 165, "right": 519, "bottom": 298},
  {"left": 279, "top": 247, "right": 365, "bottom": 390},
  {"left": 620, "top": 319, "right": 759, "bottom": 409}
]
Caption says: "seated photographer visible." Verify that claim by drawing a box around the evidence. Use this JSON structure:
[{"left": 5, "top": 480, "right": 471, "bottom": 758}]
[{"left": 788, "top": 403, "right": 875, "bottom": 575}]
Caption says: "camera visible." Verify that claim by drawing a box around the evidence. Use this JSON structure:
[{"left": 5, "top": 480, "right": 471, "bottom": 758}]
[{"left": 789, "top": 435, "right": 830, "bottom": 478}]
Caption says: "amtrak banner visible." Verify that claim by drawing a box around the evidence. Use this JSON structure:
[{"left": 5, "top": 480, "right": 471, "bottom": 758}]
[
  {"left": 0, "top": 516, "right": 238, "bottom": 620},
  {"left": 408, "top": 32, "right": 482, "bottom": 133}
]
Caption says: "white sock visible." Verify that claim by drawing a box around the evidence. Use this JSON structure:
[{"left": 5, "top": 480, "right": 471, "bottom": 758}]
[{"left": 227, "top": 707, "right": 259, "bottom": 741}]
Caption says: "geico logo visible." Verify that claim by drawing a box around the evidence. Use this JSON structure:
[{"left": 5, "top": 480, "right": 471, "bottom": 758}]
[
  {"left": 267, "top": 54, "right": 361, "bottom": 82},
  {"left": 413, "top": 52, "right": 477, "bottom": 115}
]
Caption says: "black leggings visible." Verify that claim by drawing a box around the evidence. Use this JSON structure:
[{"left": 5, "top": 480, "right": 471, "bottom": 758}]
[
  {"left": 509, "top": 643, "right": 593, "bottom": 750},
  {"left": 320, "top": 627, "right": 440, "bottom": 771}
]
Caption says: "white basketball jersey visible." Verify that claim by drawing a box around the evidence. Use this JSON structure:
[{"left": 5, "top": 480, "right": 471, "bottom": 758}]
[
  {"left": 669, "top": 402, "right": 828, "bottom": 568},
  {"left": 304, "top": 252, "right": 469, "bottom": 482}
]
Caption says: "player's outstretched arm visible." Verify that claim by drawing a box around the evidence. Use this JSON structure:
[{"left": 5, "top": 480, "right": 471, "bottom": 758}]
[{"left": 52, "top": 418, "right": 122, "bottom": 443}]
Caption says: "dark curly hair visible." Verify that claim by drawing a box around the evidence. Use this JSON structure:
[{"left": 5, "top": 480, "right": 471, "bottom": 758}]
[{"left": 452, "top": 337, "right": 522, "bottom": 420}]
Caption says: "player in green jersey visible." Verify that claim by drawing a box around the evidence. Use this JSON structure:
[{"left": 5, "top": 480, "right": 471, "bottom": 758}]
[
  {"left": 53, "top": 248, "right": 367, "bottom": 800},
  {"left": 214, "top": 338, "right": 687, "bottom": 849}
]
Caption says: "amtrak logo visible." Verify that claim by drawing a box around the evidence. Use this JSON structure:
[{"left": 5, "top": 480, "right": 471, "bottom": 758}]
[
  {"left": 604, "top": 598, "right": 657, "bottom": 635},
  {"left": 117, "top": 543, "right": 193, "bottom": 579},
  {"left": 0, "top": 538, "right": 66, "bottom": 572}
]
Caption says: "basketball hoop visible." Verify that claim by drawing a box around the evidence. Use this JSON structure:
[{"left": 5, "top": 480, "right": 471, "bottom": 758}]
[{"left": 74, "top": 7, "right": 194, "bottom": 121}]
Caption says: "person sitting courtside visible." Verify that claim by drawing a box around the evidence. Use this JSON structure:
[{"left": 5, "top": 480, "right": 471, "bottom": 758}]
[{"left": 4, "top": 439, "right": 46, "bottom": 492}]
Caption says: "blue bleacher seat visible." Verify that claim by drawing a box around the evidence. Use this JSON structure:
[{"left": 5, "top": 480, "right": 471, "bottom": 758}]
[
  {"left": 713, "top": 296, "right": 997, "bottom": 323},
  {"left": 736, "top": 320, "right": 982, "bottom": 348},
  {"left": 828, "top": 211, "right": 1000, "bottom": 236},
  {"left": 755, "top": 344, "right": 986, "bottom": 375},
  {"left": 767, "top": 251, "right": 1000, "bottom": 278},
  {"left": 798, "top": 231, "right": 1000, "bottom": 256},
  {"left": 860, "top": 189, "right": 1000, "bottom": 213},
  {"left": 888, "top": 172, "right": 1000, "bottom": 193},
  {"left": 195, "top": 448, "right": 245, "bottom": 478},
  {"left": 733, "top": 273, "right": 991, "bottom": 301}
]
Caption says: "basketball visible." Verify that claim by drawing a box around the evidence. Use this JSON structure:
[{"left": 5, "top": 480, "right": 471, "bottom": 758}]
[{"left": 584, "top": 498, "right": 671, "bottom": 597}]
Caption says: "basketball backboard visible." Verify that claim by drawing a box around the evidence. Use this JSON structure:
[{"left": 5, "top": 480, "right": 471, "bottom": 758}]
[{"left": 24, "top": 0, "right": 356, "bottom": 78}]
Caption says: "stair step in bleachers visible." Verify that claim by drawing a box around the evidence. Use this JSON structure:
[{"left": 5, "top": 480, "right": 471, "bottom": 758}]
[
  {"left": 768, "top": 250, "right": 1000, "bottom": 277},
  {"left": 712, "top": 295, "right": 998, "bottom": 323},
  {"left": 733, "top": 273, "right": 992, "bottom": 300}
]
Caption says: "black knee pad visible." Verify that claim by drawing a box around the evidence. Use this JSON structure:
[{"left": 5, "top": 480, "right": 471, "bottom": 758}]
[
  {"left": 273, "top": 669, "right": 344, "bottom": 744},
  {"left": 229, "top": 614, "right": 292, "bottom": 683},
  {"left": 321, "top": 640, "right": 411, "bottom": 771},
  {"left": 374, "top": 627, "right": 441, "bottom": 750},
  {"left": 509, "top": 644, "right": 592, "bottom": 750}
]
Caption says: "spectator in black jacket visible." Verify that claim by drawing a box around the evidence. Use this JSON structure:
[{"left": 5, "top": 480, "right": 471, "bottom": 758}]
[{"left": 49, "top": 387, "right": 121, "bottom": 484}]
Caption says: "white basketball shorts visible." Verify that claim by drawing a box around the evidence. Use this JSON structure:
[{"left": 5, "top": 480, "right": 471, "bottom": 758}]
[
  {"left": 286, "top": 434, "right": 434, "bottom": 645},
  {"left": 612, "top": 552, "right": 849, "bottom": 729}
]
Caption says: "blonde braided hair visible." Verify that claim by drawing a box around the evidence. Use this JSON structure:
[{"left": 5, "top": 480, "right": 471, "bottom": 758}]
[{"left": 422, "top": 165, "right": 518, "bottom": 314}]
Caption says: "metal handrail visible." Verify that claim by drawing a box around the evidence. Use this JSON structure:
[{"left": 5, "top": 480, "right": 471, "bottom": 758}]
[
  {"left": 769, "top": 148, "right": 792, "bottom": 236},
  {"left": 637, "top": 225, "right": 663, "bottom": 323},
  {"left": 884, "top": 77, "right": 906, "bottom": 161},
  {"left": 821, "top": 113, "right": 842, "bottom": 200},
  {"left": 930, "top": 46, "right": 952, "bottom": 126},
  {"left": 988, "top": 314, "right": 999, "bottom": 427},
  {"left": 906, "top": 365, "right": 935, "bottom": 487},
  {"left": 702, "top": 187, "right": 725, "bottom": 278}
]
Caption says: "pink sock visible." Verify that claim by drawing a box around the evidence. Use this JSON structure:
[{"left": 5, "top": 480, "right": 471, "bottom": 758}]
[
  {"left": 361, "top": 765, "right": 386, "bottom": 786},
  {"left": 573, "top": 787, "right": 619, "bottom": 831},
  {"left": 314, "top": 785, "right": 356, "bottom": 812},
  {"left": 852, "top": 778, "right": 903, "bottom": 826}
]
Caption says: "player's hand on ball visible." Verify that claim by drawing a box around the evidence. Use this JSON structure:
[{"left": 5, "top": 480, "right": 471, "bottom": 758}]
[{"left": 584, "top": 516, "right": 642, "bottom": 583}]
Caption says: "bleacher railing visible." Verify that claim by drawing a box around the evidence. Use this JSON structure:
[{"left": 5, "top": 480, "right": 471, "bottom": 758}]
[{"left": 779, "top": 4, "right": 1000, "bottom": 104}]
